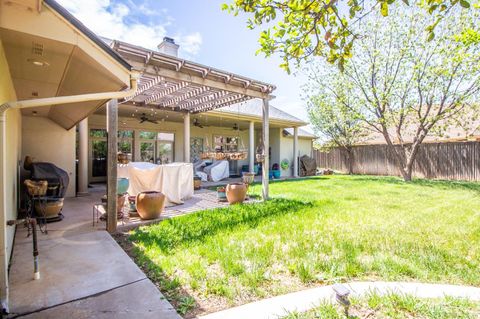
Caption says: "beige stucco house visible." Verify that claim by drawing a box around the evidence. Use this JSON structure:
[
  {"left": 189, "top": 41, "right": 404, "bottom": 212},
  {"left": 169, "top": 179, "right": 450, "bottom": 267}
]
[{"left": 0, "top": 0, "right": 313, "bottom": 312}]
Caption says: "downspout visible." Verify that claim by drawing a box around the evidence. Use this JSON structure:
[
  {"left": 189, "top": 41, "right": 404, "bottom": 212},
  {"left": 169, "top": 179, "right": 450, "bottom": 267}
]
[{"left": 0, "top": 73, "right": 138, "bottom": 314}]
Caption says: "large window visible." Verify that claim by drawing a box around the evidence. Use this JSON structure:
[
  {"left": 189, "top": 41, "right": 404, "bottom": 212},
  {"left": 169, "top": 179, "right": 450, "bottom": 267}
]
[
  {"left": 118, "top": 130, "right": 133, "bottom": 162},
  {"left": 214, "top": 135, "right": 238, "bottom": 152},
  {"left": 140, "top": 131, "right": 175, "bottom": 164}
]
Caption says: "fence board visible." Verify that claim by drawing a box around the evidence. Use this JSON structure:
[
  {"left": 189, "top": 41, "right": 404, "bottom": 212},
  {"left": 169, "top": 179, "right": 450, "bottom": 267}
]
[{"left": 314, "top": 141, "right": 480, "bottom": 181}]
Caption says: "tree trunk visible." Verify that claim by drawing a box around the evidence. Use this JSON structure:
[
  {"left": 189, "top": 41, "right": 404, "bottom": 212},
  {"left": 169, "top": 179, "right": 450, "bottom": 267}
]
[{"left": 345, "top": 147, "right": 353, "bottom": 175}]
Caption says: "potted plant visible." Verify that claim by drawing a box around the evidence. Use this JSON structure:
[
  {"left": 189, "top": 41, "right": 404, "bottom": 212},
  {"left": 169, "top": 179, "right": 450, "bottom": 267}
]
[
  {"left": 272, "top": 163, "right": 281, "bottom": 179},
  {"left": 217, "top": 186, "right": 227, "bottom": 202}
]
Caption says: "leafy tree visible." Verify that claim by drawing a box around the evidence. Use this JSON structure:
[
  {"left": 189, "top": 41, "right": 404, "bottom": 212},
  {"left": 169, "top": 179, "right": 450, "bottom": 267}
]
[
  {"left": 304, "top": 6, "right": 480, "bottom": 181},
  {"left": 305, "top": 75, "right": 366, "bottom": 174},
  {"left": 223, "top": 0, "right": 479, "bottom": 72}
]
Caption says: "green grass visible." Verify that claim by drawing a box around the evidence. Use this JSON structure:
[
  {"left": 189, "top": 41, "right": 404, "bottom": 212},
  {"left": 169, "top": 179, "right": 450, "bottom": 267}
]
[
  {"left": 283, "top": 293, "right": 480, "bottom": 319},
  {"left": 126, "top": 175, "right": 480, "bottom": 316}
]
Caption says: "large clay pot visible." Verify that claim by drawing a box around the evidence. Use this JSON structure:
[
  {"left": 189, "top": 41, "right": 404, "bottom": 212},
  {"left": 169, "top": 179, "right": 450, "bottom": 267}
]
[
  {"left": 117, "top": 178, "right": 129, "bottom": 195},
  {"left": 136, "top": 191, "right": 165, "bottom": 220},
  {"left": 226, "top": 183, "right": 247, "bottom": 204},
  {"left": 35, "top": 198, "right": 64, "bottom": 218}
]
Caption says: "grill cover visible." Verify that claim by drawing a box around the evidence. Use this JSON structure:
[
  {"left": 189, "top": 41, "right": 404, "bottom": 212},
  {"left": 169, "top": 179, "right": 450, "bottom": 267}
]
[
  {"left": 30, "top": 162, "right": 69, "bottom": 198},
  {"left": 299, "top": 155, "right": 317, "bottom": 177}
]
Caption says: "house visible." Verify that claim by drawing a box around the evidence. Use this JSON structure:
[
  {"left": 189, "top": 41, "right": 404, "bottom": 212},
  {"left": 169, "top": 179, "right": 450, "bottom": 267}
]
[{"left": 0, "top": 0, "right": 313, "bottom": 312}]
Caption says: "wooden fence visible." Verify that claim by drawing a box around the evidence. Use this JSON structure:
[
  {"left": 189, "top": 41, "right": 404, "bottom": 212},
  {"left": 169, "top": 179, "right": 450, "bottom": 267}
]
[{"left": 313, "top": 141, "right": 480, "bottom": 181}]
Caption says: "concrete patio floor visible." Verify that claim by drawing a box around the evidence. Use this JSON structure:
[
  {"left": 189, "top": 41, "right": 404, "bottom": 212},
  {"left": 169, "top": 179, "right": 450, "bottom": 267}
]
[{"left": 8, "top": 186, "right": 226, "bottom": 318}]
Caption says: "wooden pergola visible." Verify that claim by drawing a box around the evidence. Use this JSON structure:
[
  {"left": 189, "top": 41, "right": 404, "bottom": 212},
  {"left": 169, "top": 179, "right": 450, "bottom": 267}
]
[{"left": 104, "top": 40, "right": 276, "bottom": 232}]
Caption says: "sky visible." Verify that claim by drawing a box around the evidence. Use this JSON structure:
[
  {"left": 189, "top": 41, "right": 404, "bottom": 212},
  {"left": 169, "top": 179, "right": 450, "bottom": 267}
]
[{"left": 55, "top": 0, "right": 310, "bottom": 126}]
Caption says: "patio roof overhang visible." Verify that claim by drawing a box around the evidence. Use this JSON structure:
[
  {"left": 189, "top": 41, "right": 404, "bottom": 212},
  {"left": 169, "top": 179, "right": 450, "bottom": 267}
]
[{"left": 110, "top": 40, "right": 276, "bottom": 114}]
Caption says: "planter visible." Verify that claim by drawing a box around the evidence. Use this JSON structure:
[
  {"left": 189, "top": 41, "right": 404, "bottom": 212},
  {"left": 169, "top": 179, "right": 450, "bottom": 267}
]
[
  {"left": 117, "top": 178, "right": 129, "bottom": 195},
  {"left": 242, "top": 172, "right": 255, "bottom": 185},
  {"left": 117, "top": 194, "right": 126, "bottom": 214},
  {"left": 193, "top": 176, "right": 202, "bottom": 190},
  {"left": 272, "top": 170, "right": 281, "bottom": 179},
  {"left": 35, "top": 198, "right": 63, "bottom": 219},
  {"left": 136, "top": 191, "right": 165, "bottom": 220},
  {"left": 226, "top": 183, "right": 247, "bottom": 204},
  {"left": 217, "top": 186, "right": 227, "bottom": 202}
]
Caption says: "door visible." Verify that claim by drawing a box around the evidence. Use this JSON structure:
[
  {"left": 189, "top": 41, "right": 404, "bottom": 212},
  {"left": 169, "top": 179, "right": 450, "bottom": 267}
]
[{"left": 90, "top": 140, "right": 107, "bottom": 182}]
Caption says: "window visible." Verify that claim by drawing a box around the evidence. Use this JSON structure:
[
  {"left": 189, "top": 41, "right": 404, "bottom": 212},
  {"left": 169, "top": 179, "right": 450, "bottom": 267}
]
[
  {"left": 118, "top": 130, "right": 133, "bottom": 162},
  {"left": 139, "top": 131, "right": 175, "bottom": 164},
  {"left": 214, "top": 136, "right": 238, "bottom": 152}
]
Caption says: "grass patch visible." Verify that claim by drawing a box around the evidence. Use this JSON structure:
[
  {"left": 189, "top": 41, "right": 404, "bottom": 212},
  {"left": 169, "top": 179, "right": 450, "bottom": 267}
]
[
  {"left": 125, "top": 175, "right": 480, "bottom": 317},
  {"left": 283, "top": 293, "right": 480, "bottom": 318}
]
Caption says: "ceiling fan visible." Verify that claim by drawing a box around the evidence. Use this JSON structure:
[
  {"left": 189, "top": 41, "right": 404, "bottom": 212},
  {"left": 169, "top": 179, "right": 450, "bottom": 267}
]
[
  {"left": 139, "top": 113, "right": 158, "bottom": 124},
  {"left": 193, "top": 118, "right": 209, "bottom": 128},
  {"left": 232, "top": 123, "right": 245, "bottom": 131}
]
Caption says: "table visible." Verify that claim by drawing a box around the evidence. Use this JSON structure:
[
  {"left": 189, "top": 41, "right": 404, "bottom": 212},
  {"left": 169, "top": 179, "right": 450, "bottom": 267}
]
[{"left": 118, "top": 162, "right": 193, "bottom": 206}]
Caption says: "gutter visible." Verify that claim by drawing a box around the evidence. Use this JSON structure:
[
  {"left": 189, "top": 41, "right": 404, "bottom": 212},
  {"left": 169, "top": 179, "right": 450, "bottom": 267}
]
[{"left": 0, "top": 73, "right": 138, "bottom": 314}]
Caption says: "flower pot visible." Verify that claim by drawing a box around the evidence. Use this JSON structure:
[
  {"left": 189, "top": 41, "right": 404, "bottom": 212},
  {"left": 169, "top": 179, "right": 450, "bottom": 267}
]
[
  {"left": 35, "top": 198, "right": 64, "bottom": 219},
  {"left": 217, "top": 187, "right": 227, "bottom": 202},
  {"left": 117, "top": 194, "right": 126, "bottom": 214},
  {"left": 193, "top": 176, "right": 202, "bottom": 190},
  {"left": 117, "top": 178, "right": 129, "bottom": 195},
  {"left": 242, "top": 172, "right": 255, "bottom": 185},
  {"left": 136, "top": 191, "right": 165, "bottom": 220},
  {"left": 226, "top": 183, "right": 247, "bottom": 204},
  {"left": 272, "top": 170, "right": 281, "bottom": 179}
]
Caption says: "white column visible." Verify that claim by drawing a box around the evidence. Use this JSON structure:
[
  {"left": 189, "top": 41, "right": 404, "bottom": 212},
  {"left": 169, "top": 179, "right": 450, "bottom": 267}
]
[
  {"left": 262, "top": 98, "right": 269, "bottom": 201},
  {"left": 106, "top": 99, "right": 118, "bottom": 233},
  {"left": 77, "top": 118, "right": 89, "bottom": 196},
  {"left": 293, "top": 127, "right": 299, "bottom": 178},
  {"left": 184, "top": 112, "right": 190, "bottom": 162},
  {"left": 249, "top": 121, "right": 255, "bottom": 173}
]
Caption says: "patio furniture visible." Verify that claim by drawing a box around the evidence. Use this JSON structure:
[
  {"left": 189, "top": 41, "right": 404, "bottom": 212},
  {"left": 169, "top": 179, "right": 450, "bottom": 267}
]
[
  {"left": 299, "top": 155, "right": 317, "bottom": 177},
  {"left": 203, "top": 160, "right": 229, "bottom": 182},
  {"left": 136, "top": 191, "right": 165, "bottom": 220},
  {"left": 118, "top": 162, "right": 193, "bottom": 206}
]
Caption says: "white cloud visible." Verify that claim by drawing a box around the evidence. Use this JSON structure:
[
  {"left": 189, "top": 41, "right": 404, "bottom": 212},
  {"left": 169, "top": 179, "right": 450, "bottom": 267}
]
[
  {"left": 56, "top": 0, "right": 201, "bottom": 55},
  {"left": 177, "top": 32, "right": 203, "bottom": 55}
]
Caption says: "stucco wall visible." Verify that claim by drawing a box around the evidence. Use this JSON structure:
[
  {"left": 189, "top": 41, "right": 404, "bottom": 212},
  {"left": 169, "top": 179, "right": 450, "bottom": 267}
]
[
  {"left": 89, "top": 114, "right": 252, "bottom": 176},
  {"left": 279, "top": 132, "right": 313, "bottom": 177},
  {"left": 0, "top": 38, "right": 21, "bottom": 302},
  {"left": 22, "top": 116, "right": 76, "bottom": 197}
]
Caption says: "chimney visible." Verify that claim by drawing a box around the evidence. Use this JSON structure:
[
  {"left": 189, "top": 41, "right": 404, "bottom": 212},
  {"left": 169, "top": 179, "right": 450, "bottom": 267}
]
[{"left": 157, "top": 37, "right": 179, "bottom": 57}]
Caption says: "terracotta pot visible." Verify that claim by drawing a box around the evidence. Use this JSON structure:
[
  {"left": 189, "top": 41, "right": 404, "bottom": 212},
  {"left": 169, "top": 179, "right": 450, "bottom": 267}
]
[
  {"left": 136, "top": 191, "right": 165, "bottom": 220},
  {"left": 193, "top": 177, "right": 202, "bottom": 190},
  {"left": 117, "top": 194, "right": 126, "bottom": 214},
  {"left": 35, "top": 198, "right": 63, "bottom": 218},
  {"left": 226, "top": 183, "right": 247, "bottom": 204}
]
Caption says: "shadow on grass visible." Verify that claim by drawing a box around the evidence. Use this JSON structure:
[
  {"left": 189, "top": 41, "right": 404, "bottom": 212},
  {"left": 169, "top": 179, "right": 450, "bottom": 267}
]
[
  {"left": 343, "top": 175, "right": 480, "bottom": 193},
  {"left": 130, "top": 198, "right": 312, "bottom": 254}
]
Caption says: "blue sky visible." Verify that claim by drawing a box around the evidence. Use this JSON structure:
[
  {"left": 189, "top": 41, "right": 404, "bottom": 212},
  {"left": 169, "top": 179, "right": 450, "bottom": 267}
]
[{"left": 56, "top": 0, "right": 310, "bottom": 124}]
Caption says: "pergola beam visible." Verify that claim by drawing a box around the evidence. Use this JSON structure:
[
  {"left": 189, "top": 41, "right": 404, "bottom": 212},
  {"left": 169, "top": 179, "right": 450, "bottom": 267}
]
[
  {"left": 181, "top": 90, "right": 229, "bottom": 110},
  {"left": 144, "top": 81, "right": 189, "bottom": 104},
  {"left": 128, "top": 62, "right": 271, "bottom": 100},
  {"left": 161, "top": 86, "right": 210, "bottom": 108},
  {"left": 191, "top": 93, "right": 244, "bottom": 113},
  {"left": 124, "top": 76, "right": 163, "bottom": 102}
]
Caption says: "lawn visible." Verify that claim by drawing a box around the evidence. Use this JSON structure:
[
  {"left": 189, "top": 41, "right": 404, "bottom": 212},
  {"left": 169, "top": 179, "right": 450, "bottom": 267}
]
[
  {"left": 283, "top": 293, "right": 480, "bottom": 319},
  {"left": 123, "top": 175, "right": 480, "bottom": 317}
]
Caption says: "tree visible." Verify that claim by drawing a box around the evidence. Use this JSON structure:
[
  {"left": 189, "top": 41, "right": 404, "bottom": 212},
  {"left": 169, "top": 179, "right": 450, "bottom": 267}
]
[
  {"left": 305, "top": 75, "right": 366, "bottom": 174},
  {"left": 304, "top": 6, "right": 480, "bottom": 181},
  {"left": 223, "top": 0, "right": 479, "bottom": 72}
]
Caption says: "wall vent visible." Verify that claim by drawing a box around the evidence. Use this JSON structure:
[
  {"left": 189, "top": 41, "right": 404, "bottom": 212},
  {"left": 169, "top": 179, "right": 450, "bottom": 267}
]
[{"left": 31, "top": 42, "right": 44, "bottom": 56}]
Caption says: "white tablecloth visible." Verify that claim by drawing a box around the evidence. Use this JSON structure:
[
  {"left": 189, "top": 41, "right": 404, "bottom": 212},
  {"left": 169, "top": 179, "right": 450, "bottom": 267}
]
[{"left": 118, "top": 162, "right": 193, "bottom": 206}]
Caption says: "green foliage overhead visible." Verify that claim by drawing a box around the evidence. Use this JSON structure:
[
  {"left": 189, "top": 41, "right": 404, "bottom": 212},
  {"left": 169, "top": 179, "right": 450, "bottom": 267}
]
[{"left": 223, "top": 0, "right": 479, "bottom": 72}]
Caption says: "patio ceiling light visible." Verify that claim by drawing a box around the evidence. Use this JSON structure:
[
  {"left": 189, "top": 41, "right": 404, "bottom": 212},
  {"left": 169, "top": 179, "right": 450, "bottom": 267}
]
[{"left": 27, "top": 58, "right": 49, "bottom": 67}]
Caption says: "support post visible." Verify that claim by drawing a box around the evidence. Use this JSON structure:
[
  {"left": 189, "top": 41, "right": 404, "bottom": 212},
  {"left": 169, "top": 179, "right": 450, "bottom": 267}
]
[
  {"left": 77, "top": 118, "right": 89, "bottom": 196},
  {"left": 106, "top": 99, "right": 118, "bottom": 233},
  {"left": 249, "top": 121, "right": 255, "bottom": 173},
  {"left": 184, "top": 112, "right": 190, "bottom": 162},
  {"left": 262, "top": 98, "right": 269, "bottom": 201},
  {"left": 293, "top": 127, "right": 299, "bottom": 178},
  {"left": 0, "top": 112, "right": 9, "bottom": 312}
]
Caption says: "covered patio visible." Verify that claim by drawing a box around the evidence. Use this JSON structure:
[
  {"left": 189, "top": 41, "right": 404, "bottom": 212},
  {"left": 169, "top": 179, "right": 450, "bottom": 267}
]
[{"left": 76, "top": 37, "right": 279, "bottom": 233}]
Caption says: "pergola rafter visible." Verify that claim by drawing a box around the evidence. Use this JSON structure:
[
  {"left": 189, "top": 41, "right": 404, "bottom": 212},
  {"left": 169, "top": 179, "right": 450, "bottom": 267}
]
[{"left": 111, "top": 40, "right": 275, "bottom": 114}]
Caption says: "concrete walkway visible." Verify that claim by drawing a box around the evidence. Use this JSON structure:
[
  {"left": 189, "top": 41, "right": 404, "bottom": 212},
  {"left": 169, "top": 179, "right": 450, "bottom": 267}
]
[
  {"left": 8, "top": 189, "right": 185, "bottom": 318},
  {"left": 198, "top": 281, "right": 480, "bottom": 319}
]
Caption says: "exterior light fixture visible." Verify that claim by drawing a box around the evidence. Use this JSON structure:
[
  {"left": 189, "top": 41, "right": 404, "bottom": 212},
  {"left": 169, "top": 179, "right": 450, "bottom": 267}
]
[
  {"left": 332, "top": 284, "right": 350, "bottom": 316},
  {"left": 27, "top": 58, "right": 49, "bottom": 67}
]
